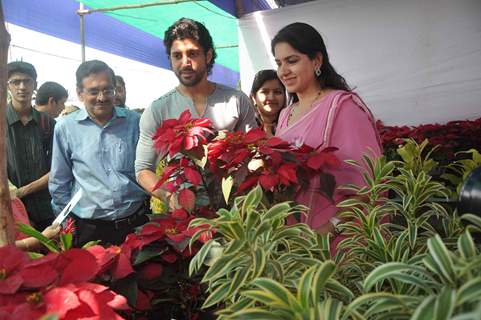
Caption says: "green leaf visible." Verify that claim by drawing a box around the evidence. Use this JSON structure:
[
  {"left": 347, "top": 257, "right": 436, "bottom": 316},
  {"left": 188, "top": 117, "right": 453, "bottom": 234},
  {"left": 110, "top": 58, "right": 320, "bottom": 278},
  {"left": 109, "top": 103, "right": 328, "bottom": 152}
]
[
  {"left": 223, "top": 239, "right": 245, "bottom": 256},
  {"left": 462, "top": 214, "right": 481, "bottom": 233},
  {"left": 60, "top": 233, "right": 72, "bottom": 251},
  {"left": 134, "top": 248, "right": 162, "bottom": 266},
  {"left": 325, "top": 279, "right": 355, "bottom": 302},
  {"left": 433, "top": 288, "right": 456, "bottom": 320},
  {"left": 202, "top": 281, "right": 231, "bottom": 308},
  {"left": 227, "top": 266, "right": 250, "bottom": 299},
  {"left": 189, "top": 238, "right": 215, "bottom": 276},
  {"left": 203, "top": 255, "right": 246, "bottom": 283},
  {"left": 27, "top": 252, "right": 44, "bottom": 259},
  {"left": 457, "top": 278, "right": 481, "bottom": 305},
  {"left": 228, "top": 308, "right": 285, "bottom": 319},
  {"left": 218, "top": 297, "right": 253, "bottom": 314},
  {"left": 321, "top": 298, "right": 343, "bottom": 320},
  {"left": 245, "top": 211, "right": 260, "bottom": 236},
  {"left": 312, "top": 261, "right": 336, "bottom": 304},
  {"left": 347, "top": 293, "right": 412, "bottom": 316},
  {"left": 242, "top": 185, "right": 263, "bottom": 215},
  {"left": 251, "top": 247, "right": 267, "bottom": 279},
  {"left": 264, "top": 202, "right": 291, "bottom": 221},
  {"left": 458, "top": 231, "right": 477, "bottom": 260},
  {"left": 408, "top": 221, "right": 417, "bottom": 249},
  {"left": 297, "top": 264, "right": 317, "bottom": 309},
  {"left": 426, "top": 235, "right": 456, "bottom": 285},
  {"left": 363, "top": 262, "right": 428, "bottom": 292},
  {"left": 16, "top": 223, "right": 59, "bottom": 253},
  {"left": 222, "top": 176, "right": 234, "bottom": 204},
  {"left": 254, "top": 220, "right": 273, "bottom": 238},
  {"left": 364, "top": 298, "right": 408, "bottom": 319},
  {"left": 251, "top": 278, "right": 301, "bottom": 311}
]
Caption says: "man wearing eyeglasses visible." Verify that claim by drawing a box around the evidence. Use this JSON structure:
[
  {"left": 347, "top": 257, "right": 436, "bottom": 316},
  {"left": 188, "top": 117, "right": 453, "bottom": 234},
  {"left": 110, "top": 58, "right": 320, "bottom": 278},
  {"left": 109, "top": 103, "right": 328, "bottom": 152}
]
[
  {"left": 6, "top": 61, "right": 56, "bottom": 231},
  {"left": 49, "top": 60, "right": 149, "bottom": 247}
]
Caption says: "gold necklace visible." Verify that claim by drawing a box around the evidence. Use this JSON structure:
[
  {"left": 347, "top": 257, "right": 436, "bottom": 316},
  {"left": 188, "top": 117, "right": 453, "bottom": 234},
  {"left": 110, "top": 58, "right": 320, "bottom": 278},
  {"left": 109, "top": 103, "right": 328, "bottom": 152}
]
[{"left": 287, "top": 90, "right": 322, "bottom": 126}]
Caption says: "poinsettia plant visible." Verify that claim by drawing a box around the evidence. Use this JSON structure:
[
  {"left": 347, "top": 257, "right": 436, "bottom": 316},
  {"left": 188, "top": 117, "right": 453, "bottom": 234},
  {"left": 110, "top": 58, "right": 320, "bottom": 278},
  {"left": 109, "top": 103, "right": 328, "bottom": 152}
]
[
  {"left": 129, "top": 109, "right": 340, "bottom": 317},
  {"left": 152, "top": 109, "right": 340, "bottom": 211},
  {"left": 0, "top": 245, "right": 129, "bottom": 319}
]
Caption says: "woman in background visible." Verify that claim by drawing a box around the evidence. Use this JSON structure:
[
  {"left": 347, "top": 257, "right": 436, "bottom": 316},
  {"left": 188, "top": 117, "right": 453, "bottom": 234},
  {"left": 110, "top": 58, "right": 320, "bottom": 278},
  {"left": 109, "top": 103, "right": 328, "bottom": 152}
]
[
  {"left": 272, "top": 22, "right": 382, "bottom": 238},
  {"left": 250, "top": 69, "right": 286, "bottom": 136}
]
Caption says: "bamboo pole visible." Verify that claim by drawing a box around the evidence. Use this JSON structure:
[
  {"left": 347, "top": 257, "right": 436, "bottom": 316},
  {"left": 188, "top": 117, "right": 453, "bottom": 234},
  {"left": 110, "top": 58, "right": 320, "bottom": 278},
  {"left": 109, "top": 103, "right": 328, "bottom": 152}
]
[
  {"left": 76, "top": 0, "right": 193, "bottom": 15},
  {"left": 0, "top": 0, "right": 15, "bottom": 246}
]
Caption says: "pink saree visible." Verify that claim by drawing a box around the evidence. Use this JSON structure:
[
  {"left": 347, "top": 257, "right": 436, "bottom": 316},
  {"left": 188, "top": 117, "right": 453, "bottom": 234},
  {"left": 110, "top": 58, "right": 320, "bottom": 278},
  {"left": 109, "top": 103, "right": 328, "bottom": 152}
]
[{"left": 276, "top": 90, "right": 382, "bottom": 230}]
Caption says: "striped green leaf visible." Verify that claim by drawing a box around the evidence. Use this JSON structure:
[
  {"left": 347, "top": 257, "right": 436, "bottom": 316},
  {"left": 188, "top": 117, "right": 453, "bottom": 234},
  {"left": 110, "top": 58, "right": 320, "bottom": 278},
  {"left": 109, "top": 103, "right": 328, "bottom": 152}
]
[
  {"left": 363, "top": 262, "right": 428, "bottom": 292},
  {"left": 202, "top": 281, "right": 231, "bottom": 308},
  {"left": 203, "top": 255, "right": 246, "bottom": 283},
  {"left": 321, "top": 298, "right": 343, "bottom": 320},
  {"left": 457, "top": 278, "right": 481, "bottom": 305},
  {"left": 458, "top": 231, "right": 477, "bottom": 260},
  {"left": 264, "top": 202, "right": 291, "bottom": 220},
  {"left": 426, "top": 235, "right": 456, "bottom": 285},
  {"left": 242, "top": 185, "right": 263, "bottom": 215},
  {"left": 325, "top": 279, "right": 355, "bottom": 302},
  {"left": 433, "top": 288, "right": 456, "bottom": 320},
  {"left": 251, "top": 278, "right": 302, "bottom": 311},
  {"left": 251, "top": 247, "right": 267, "bottom": 279},
  {"left": 229, "top": 308, "right": 288, "bottom": 320},
  {"left": 312, "top": 261, "right": 336, "bottom": 304},
  {"left": 227, "top": 266, "right": 250, "bottom": 298},
  {"left": 297, "top": 264, "right": 317, "bottom": 309},
  {"left": 189, "top": 238, "right": 215, "bottom": 276},
  {"left": 223, "top": 239, "right": 245, "bottom": 256}
]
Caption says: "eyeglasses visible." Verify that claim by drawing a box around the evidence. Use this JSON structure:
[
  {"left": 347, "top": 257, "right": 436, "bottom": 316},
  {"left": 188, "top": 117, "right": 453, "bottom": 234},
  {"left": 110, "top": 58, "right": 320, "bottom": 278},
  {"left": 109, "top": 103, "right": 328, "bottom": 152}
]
[
  {"left": 7, "top": 78, "right": 34, "bottom": 87},
  {"left": 83, "top": 87, "right": 116, "bottom": 97}
]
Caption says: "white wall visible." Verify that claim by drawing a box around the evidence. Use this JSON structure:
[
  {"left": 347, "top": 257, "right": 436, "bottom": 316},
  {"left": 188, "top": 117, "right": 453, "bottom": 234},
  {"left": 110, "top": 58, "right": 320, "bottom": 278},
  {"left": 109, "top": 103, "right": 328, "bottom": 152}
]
[
  {"left": 7, "top": 23, "right": 179, "bottom": 110},
  {"left": 238, "top": 0, "right": 481, "bottom": 126}
]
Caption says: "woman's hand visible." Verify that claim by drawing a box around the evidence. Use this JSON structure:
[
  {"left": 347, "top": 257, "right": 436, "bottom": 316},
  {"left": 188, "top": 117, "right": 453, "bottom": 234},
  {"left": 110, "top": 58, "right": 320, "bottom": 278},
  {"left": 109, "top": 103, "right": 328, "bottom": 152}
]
[{"left": 41, "top": 223, "right": 61, "bottom": 239}]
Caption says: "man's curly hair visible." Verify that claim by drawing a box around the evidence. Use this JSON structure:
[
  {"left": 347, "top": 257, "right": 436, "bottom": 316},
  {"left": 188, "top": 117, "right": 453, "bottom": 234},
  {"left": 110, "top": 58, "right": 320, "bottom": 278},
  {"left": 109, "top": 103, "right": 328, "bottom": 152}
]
[{"left": 164, "top": 18, "right": 217, "bottom": 74}]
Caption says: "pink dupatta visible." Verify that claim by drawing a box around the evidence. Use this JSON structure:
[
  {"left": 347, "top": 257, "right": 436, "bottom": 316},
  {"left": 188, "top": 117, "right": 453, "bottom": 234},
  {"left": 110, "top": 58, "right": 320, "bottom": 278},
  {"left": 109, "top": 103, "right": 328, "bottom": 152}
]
[{"left": 276, "top": 90, "right": 382, "bottom": 230}]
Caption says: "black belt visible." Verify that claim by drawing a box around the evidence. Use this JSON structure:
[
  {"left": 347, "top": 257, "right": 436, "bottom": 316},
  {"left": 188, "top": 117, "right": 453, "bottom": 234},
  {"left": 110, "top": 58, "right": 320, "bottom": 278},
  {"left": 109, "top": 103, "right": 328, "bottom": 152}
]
[{"left": 75, "top": 204, "right": 148, "bottom": 230}]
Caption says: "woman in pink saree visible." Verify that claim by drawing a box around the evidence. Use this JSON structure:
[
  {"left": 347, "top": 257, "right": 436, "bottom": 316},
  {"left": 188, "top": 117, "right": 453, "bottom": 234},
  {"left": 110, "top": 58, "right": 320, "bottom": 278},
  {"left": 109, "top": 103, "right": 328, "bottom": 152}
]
[{"left": 272, "top": 23, "right": 382, "bottom": 238}]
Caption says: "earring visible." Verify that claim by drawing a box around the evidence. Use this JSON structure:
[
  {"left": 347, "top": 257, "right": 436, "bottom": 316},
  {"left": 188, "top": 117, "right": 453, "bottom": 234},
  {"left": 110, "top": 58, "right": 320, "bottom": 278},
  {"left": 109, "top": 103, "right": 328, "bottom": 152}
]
[{"left": 315, "top": 65, "right": 322, "bottom": 77}]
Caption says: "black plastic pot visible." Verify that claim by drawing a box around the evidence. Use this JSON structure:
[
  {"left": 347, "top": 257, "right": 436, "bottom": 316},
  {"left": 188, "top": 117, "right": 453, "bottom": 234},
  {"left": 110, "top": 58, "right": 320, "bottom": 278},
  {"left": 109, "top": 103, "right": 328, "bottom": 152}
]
[{"left": 458, "top": 165, "right": 481, "bottom": 216}]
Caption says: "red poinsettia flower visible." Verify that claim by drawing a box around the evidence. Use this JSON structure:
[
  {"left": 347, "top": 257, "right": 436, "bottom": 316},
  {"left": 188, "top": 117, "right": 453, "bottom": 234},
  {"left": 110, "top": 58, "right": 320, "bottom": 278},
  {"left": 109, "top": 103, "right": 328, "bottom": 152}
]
[
  {"left": 86, "top": 245, "right": 134, "bottom": 280},
  {"left": 135, "top": 288, "right": 154, "bottom": 311},
  {"left": 152, "top": 110, "right": 213, "bottom": 157},
  {"left": 55, "top": 249, "right": 100, "bottom": 286},
  {"left": 43, "top": 282, "right": 128, "bottom": 319},
  {"left": 0, "top": 246, "right": 30, "bottom": 294},
  {"left": 138, "top": 262, "right": 163, "bottom": 281}
]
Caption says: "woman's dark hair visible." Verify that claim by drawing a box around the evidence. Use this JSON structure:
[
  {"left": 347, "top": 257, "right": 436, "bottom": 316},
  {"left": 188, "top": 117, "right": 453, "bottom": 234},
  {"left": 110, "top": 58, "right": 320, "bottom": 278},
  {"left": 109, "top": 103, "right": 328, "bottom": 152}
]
[
  {"left": 271, "top": 22, "right": 350, "bottom": 101},
  {"left": 250, "top": 69, "right": 286, "bottom": 126},
  {"left": 164, "top": 18, "right": 217, "bottom": 74},
  {"left": 250, "top": 69, "right": 285, "bottom": 97}
]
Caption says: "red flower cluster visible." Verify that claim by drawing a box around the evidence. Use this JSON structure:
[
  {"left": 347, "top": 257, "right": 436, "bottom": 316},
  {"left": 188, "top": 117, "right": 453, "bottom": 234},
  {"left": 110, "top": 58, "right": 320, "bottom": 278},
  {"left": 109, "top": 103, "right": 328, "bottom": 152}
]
[
  {"left": 153, "top": 110, "right": 213, "bottom": 158},
  {"left": 0, "top": 246, "right": 128, "bottom": 320},
  {"left": 377, "top": 117, "right": 481, "bottom": 162},
  {"left": 208, "top": 128, "right": 340, "bottom": 194}
]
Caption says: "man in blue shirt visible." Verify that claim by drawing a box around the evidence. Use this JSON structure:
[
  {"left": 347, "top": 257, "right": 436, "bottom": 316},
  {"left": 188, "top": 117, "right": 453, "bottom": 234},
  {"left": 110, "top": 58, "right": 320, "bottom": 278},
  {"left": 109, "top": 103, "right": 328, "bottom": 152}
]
[{"left": 49, "top": 60, "right": 148, "bottom": 247}]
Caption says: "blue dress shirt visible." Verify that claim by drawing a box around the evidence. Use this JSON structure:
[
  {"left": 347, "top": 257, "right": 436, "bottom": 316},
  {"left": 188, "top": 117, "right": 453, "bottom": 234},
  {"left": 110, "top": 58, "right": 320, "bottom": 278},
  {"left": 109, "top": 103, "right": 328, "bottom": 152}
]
[{"left": 49, "top": 107, "right": 147, "bottom": 220}]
